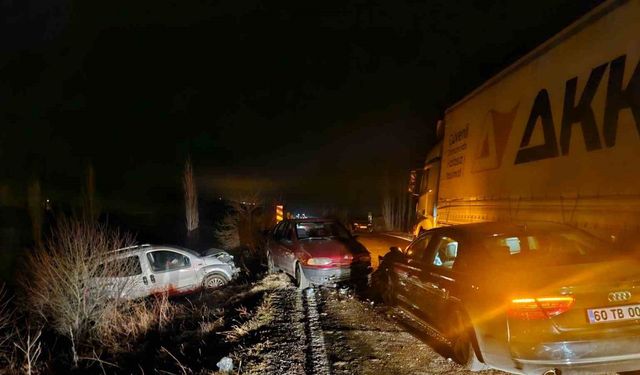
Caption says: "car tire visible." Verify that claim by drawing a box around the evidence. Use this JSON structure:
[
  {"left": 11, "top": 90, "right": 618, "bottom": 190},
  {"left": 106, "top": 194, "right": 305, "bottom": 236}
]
[
  {"left": 295, "top": 262, "right": 311, "bottom": 290},
  {"left": 203, "top": 272, "right": 228, "bottom": 290},
  {"left": 448, "top": 310, "right": 487, "bottom": 371},
  {"left": 267, "top": 252, "right": 277, "bottom": 274}
]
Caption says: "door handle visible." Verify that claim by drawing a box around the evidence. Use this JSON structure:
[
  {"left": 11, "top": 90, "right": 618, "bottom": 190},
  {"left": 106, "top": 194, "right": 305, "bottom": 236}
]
[
  {"left": 150, "top": 274, "right": 156, "bottom": 283},
  {"left": 143, "top": 276, "right": 148, "bottom": 285}
]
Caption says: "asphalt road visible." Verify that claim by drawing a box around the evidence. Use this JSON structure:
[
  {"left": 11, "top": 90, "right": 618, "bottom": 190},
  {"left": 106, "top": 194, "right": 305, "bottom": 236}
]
[{"left": 355, "top": 232, "right": 412, "bottom": 269}]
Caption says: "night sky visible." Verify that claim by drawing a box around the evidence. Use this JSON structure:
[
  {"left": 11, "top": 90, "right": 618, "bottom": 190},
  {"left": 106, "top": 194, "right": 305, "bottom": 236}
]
[{"left": 0, "top": 0, "right": 604, "bottom": 216}]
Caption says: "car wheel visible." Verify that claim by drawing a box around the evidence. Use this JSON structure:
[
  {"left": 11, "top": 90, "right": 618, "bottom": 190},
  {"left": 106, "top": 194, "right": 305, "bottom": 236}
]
[
  {"left": 448, "top": 310, "right": 486, "bottom": 371},
  {"left": 295, "top": 262, "right": 311, "bottom": 290},
  {"left": 267, "top": 252, "right": 277, "bottom": 274},
  {"left": 203, "top": 272, "right": 228, "bottom": 290}
]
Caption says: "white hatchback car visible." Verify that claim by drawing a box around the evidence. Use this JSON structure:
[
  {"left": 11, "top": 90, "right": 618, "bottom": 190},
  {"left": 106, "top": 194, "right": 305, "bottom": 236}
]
[{"left": 95, "top": 244, "right": 238, "bottom": 299}]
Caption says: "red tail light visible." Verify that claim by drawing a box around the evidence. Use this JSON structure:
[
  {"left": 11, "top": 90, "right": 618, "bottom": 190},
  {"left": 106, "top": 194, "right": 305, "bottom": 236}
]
[{"left": 508, "top": 296, "right": 575, "bottom": 320}]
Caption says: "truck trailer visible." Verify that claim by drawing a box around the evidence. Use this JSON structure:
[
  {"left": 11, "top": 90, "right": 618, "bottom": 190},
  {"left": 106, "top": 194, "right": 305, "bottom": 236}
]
[{"left": 414, "top": 0, "right": 640, "bottom": 244}]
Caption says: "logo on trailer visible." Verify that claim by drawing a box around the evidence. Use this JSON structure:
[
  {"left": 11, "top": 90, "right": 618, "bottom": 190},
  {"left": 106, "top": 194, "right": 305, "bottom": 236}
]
[
  {"left": 515, "top": 54, "right": 640, "bottom": 165},
  {"left": 472, "top": 104, "right": 519, "bottom": 172}
]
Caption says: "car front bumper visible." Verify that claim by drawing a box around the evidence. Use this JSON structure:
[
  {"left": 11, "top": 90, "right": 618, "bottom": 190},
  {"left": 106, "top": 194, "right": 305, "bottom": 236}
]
[
  {"left": 302, "top": 264, "right": 372, "bottom": 285},
  {"left": 512, "top": 335, "right": 640, "bottom": 374}
]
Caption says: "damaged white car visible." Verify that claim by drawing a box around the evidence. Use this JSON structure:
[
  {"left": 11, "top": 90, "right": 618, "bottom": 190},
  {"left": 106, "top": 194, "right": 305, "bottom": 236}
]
[{"left": 94, "top": 244, "right": 239, "bottom": 300}]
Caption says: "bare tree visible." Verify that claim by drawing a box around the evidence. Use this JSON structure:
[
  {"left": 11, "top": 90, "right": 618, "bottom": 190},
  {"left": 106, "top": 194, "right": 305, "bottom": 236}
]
[
  {"left": 214, "top": 193, "right": 264, "bottom": 253},
  {"left": 20, "top": 217, "right": 136, "bottom": 363},
  {"left": 82, "top": 163, "right": 100, "bottom": 222},
  {"left": 27, "top": 178, "right": 43, "bottom": 248},
  {"left": 382, "top": 174, "right": 409, "bottom": 232},
  {"left": 213, "top": 213, "right": 240, "bottom": 250},
  {"left": 183, "top": 157, "right": 199, "bottom": 233}
]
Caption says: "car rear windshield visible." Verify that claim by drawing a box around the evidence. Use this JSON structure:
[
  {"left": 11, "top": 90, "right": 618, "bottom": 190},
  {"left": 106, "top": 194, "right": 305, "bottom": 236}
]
[
  {"left": 296, "top": 221, "right": 351, "bottom": 240},
  {"left": 483, "top": 229, "right": 615, "bottom": 267}
]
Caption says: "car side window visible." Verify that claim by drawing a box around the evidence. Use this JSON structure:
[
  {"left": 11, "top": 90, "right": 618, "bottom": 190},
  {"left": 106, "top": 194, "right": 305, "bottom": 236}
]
[
  {"left": 431, "top": 236, "right": 459, "bottom": 269},
  {"left": 146, "top": 250, "right": 191, "bottom": 272},
  {"left": 405, "top": 234, "right": 432, "bottom": 261},
  {"left": 283, "top": 222, "right": 294, "bottom": 242},
  {"left": 97, "top": 255, "right": 142, "bottom": 277},
  {"left": 272, "top": 222, "right": 282, "bottom": 240}
]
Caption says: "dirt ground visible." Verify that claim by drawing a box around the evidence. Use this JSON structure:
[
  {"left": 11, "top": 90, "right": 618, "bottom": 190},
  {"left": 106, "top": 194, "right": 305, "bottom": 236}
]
[{"left": 233, "top": 274, "right": 509, "bottom": 375}]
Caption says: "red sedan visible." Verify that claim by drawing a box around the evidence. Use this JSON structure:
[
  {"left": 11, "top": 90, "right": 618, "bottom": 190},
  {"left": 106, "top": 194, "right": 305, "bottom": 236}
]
[{"left": 265, "top": 218, "right": 372, "bottom": 289}]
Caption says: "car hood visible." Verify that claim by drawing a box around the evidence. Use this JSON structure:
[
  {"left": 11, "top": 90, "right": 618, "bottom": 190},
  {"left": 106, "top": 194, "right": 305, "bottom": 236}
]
[
  {"left": 298, "top": 239, "right": 368, "bottom": 258},
  {"left": 201, "top": 250, "right": 235, "bottom": 267}
]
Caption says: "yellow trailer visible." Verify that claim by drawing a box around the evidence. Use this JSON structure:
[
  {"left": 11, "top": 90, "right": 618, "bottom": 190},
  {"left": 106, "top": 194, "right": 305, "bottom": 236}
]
[{"left": 415, "top": 0, "right": 640, "bottom": 242}]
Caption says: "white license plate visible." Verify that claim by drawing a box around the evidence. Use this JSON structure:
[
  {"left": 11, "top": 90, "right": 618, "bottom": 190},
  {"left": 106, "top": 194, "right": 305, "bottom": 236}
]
[{"left": 587, "top": 303, "right": 640, "bottom": 324}]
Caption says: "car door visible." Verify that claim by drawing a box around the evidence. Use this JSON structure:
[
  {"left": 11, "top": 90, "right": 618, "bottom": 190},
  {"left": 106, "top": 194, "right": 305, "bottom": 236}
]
[
  {"left": 392, "top": 233, "right": 432, "bottom": 317},
  {"left": 419, "top": 232, "right": 462, "bottom": 330},
  {"left": 143, "top": 249, "right": 198, "bottom": 294},
  {"left": 278, "top": 221, "right": 297, "bottom": 275},
  {"left": 99, "top": 253, "right": 149, "bottom": 299},
  {"left": 269, "top": 222, "right": 285, "bottom": 268}
]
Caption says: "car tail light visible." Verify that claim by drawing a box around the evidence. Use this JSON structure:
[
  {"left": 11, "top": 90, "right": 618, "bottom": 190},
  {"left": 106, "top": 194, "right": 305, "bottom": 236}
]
[
  {"left": 306, "top": 257, "right": 333, "bottom": 266},
  {"left": 508, "top": 296, "right": 575, "bottom": 320}
]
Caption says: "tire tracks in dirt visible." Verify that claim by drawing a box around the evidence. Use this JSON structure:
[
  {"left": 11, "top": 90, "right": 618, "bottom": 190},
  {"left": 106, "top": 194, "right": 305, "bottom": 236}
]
[
  {"left": 302, "top": 287, "right": 331, "bottom": 375},
  {"left": 260, "top": 284, "right": 307, "bottom": 374}
]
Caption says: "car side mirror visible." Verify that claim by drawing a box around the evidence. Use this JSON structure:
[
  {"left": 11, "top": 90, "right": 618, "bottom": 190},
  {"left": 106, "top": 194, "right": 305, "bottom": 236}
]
[{"left": 389, "top": 246, "right": 402, "bottom": 254}]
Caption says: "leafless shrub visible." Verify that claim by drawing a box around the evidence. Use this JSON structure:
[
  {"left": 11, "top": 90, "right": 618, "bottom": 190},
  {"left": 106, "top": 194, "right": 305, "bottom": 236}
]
[
  {"left": 95, "top": 294, "right": 182, "bottom": 353},
  {"left": 13, "top": 326, "right": 42, "bottom": 375},
  {"left": 20, "top": 217, "right": 136, "bottom": 361},
  {"left": 183, "top": 157, "right": 199, "bottom": 233},
  {"left": 0, "top": 284, "right": 15, "bottom": 366}
]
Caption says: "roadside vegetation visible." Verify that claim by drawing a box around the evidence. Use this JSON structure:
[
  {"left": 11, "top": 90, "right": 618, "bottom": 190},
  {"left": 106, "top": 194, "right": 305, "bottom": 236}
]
[{"left": 0, "top": 212, "right": 287, "bottom": 374}]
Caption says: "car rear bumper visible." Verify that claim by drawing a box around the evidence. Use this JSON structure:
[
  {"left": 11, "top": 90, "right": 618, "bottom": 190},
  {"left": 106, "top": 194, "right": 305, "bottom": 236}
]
[
  {"left": 512, "top": 335, "right": 640, "bottom": 373},
  {"left": 302, "top": 264, "right": 372, "bottom": 285}
]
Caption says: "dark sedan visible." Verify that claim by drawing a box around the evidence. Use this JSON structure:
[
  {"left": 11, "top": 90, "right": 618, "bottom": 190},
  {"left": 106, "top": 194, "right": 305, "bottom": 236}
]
[
  {"left": 375, "top": 222, "right": 640, "bottom": 374},
  {"left": 266, "top": 218, "right": 372, "bottom": 289}
]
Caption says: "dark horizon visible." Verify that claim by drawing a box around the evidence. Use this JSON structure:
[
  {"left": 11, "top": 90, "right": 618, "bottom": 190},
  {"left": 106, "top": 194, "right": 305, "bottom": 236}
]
[{"left": 0, "top": 0, "right": 604, "bottom": 216}]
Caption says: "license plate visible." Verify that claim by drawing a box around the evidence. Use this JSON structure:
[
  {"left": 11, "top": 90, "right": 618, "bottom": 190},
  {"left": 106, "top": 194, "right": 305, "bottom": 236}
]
[{"left": 587, "top": 303, "right": 640, "bottom": 324}]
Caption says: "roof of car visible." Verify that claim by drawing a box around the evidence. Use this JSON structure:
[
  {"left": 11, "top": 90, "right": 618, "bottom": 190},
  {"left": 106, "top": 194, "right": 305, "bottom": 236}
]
[
  {"left": 110, "top": 244, "right": 201, "bottom": 257},
  {"left": 288, "top": 218, "right": 339, "bottom": 223},
  {"left": 437, "top": 221, "right": 577, "bottom": 237}
]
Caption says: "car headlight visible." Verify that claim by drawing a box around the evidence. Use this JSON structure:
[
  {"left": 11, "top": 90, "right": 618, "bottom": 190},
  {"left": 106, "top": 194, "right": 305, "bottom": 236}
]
[{"left": 306, "top": 257, "right": 333, "bottom": 266}]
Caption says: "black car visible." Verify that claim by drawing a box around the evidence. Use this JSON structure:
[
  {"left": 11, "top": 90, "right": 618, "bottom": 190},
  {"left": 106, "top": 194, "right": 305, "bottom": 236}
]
[{"left": 375, "top": 222, "right": 640, "bottom": 374}]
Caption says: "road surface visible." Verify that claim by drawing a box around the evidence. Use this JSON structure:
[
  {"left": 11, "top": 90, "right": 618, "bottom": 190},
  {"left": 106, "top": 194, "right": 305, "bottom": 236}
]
[
  {"left": 237, "top": 233, "right": 509, "bottom": 374},
  {"left": 355, "top": 232, "right": 412, "bottom": 269}
]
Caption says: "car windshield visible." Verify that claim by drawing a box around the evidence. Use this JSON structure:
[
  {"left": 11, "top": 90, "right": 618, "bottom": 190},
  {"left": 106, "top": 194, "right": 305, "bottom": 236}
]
[
  {"left": 482, "top": 228, "right": 616, "bottom": 267},
  {"left": 296, "top": 221, "right": 351, "bottom": 240}
]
